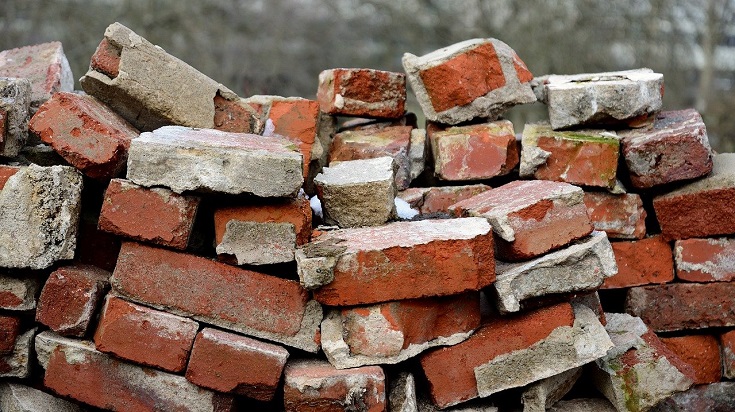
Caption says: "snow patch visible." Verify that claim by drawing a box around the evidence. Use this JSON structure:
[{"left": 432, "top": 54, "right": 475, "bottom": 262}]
[{"left": 394, "top": 197, "right": 419, "bottom": 219}]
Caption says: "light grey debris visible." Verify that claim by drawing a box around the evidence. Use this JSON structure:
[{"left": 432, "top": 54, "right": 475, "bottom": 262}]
[
  {"left": 0, "top": 78, "right": 32, "bottom": 157},
  {"left": 0, "top": 381, "right": 86, "bottom": 412},
  {"left": 409, "top": 128, "right": 427, "bottom": 181},
  {"left": 548, "top": 398, "right": 617, "bottom": 412},
  {"left": 0, "top": 275, "right": 39, "bottom": 311},
  {"left": 522, "top": 367, "right": 582, "bottom": 412},
  {"left": 216, "top": 221, "right": 297, "bottom": 265},
  {"left": 0, "top": 328, "right": 35, "bottom": 378}
]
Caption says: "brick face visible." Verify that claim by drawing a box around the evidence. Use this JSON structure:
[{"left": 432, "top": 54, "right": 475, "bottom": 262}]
[
  {"left": 602, "top": 236, "right": 674, "bottom": 289},
  {"left": 660, "top": 334, "right": 722, "bottom": 384}
]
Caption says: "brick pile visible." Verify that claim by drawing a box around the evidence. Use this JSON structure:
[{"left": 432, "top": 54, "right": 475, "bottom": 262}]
[{"left": 0, "top": 22, "right": 732, "bottom": 411}]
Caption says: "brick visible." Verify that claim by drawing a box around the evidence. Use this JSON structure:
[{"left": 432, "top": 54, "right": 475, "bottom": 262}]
[
  {"left": 590, "top": 313, "right": 695, "bottom": 412},
  {"left": 548, "top": 398, "right": 617, "bottom": 412},
  {"left": 428, "top": 120, "right": 518, "bottom": 181},
  {"left": 0, "top": 41, "right": 74, "bottom": 112},
  {"left": 0, "top": 275, "right": 39, "bottom": 311},
  {"left": 314, "top": 156, "right": 397, "bottom": 227},
  {"left": 99, "top": 178, "right": 200, "bottom": 250},
  {"left": 720, "top": 330, "right": 735, "bottom": 379},
  {"left": 0, "top": 316, "right": 20, "bottom": 355},
  {"left": 127, "top": 125, "right": 303, "bottom": 197},
  {"left": 35, "top": 331, "right": 235, "bottom": 412},
  {"left": 674, "top": 237, "right": 735, "bottom": 282},
  {"left": 321, "top": 292, "right": 480, "bottom": 369},
  {"left": 399, "top": 184, "right": 491, "bottom": 216},
  {"left": 0, "top": 328, "right": 34, "bottom": 379},
  {"left": 283, "top": 359, "right": 386, "bottom": 412},
  {"left": 0, "top": 165, "right": 20, "bottom": 190},
  {"left": 420, "top": 303, "right": 611, "bottom": 408},
  {"left": 81, "top": 22, "right": 255, "bottom": 132},
  {"left": 0, "top": 382, "right": 85, "bottom": 412},
  {"left": 296, "top": 218, "right": 493, "bottom": 305},
  {"left": 29, "top": 92, "right": 139, "bottom": 179},
  {"left": 626, "top": 282, "right": 735, "bottom": 332},
  {"left": 36, "top": 265, "right": 110, "bottom": 337},
  {"left": 186, "top": 328, "right": 289, "bottom": 401},
  {"left": 403, "top": 38, "right": 535, "bottom": 124},
  {"left": 520, "top": 123, "right": 620, "bottom": 189},
  {"left": 94, "top": 295, "right": 198, "bottom": 373},
  {"left": 493, "top": 231, "right": 617, "bottom": 313},
  {"left": 660, "top": 334, "right": 721, "bottom": 384},
  {"left": 0, "top": 78, "right": 31, "bottom": 157},
  {"left": 653, "top": 153, "right": 735, "bottom": 240},
  {"left": 533, "top": 68, "right": 663, "bottom": 130},
  {"left": 317, "top": 68, "right": 406, "bottom": 118},
  {"left": 329, "top": 126, "right": 412, "bottom": 190},
  {"left": 621, "top": 109, "right": 713, "bottom": 188},
  {"left": 583, "top": 192, "right": 647, "bottom": 240},
  {"left": 111, "top": 242, "right": 322, "bottom": 352},
  {"left": 0, "top": 165, "right": 83, "bottom": 269},
  {"left": 214, "top": 197, "right": 312, "bottom": 265},
  {"left": 521, "top": 367, "right": 582, "bottom": 412},
  {"left": 649, "top": 382, "right": 735, "bottom": 412},
  {"left": 450, "top": 180, "right": 593, "bottom": 261},
  {"left": 601, "top": 235, "right": 673, "bottom": 289}
]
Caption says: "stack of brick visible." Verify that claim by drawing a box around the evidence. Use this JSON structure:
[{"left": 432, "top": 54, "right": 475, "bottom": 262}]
[{"left": 0, "top": 21, "right": 732, "bottom": 412}]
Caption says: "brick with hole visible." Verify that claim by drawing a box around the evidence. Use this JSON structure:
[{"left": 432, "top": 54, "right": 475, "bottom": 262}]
[
  {"left": 317, "top": 68, "right": 406, "bottom": 119},
  {"left": 660, "top": 334, "right": 722, "bottom": 385},
  {"left": 583, "top": 192, "right": 647, "bottom": 240},
  {"left": 601, "top": 235, "right": 674, "bottom": 289},
  {"left": 674, "top": 237, "right": 735, "bottom": 282}
]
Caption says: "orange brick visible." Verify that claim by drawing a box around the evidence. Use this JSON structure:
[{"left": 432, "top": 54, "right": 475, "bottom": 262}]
[
  {"left": 660, "top": 335, "right": 722, "bottom": 384},
  {"left": 602, "top": 236, "right": 673, "bottom": 289}
]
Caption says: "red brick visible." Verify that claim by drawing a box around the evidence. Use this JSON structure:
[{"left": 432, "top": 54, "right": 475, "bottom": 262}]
[
  {"left": 214, "top": 197, "right": 311, "bottom": 247},
  {"left": 94, "top": 295, "right": 198, "bottom": 373},
  {"left": 317, "top": 68, "right": 406, "bottom": 118},
  {"left": 601, "top": 236, "right": 673, "bottom": 289},
  {"left": 0, "top": 110, "right": 6, "bottom": 142},
  {"left": 0, "top": 276, "right": 38, "bottom": 311},
  {"left": 583, "top": 192, "right": 647, "bottom": 240},
  {"left": 720, "top": 330, "right": 735, "bottom": 378},
  {"left": 626, "top": 282, "right": 735, "bottom": 332},
  {"left": 212, "top": 93, "right": 259, "bottom": 134},
  {"left": 36, "top": 265, "right": 110, "bottom": 337},
  {"left": 675, "top": 237, "right": 735, "bottom": 282},
  {"left": 29, "top": 92, "right": 139, "bottom": 179},
  {"left": 419, "top": 303, "right": 575, "bottom": 408},
  {"left": 0, "top": 316, "right": 20, "bottom": 355},
  {"left": 111, "top": 242, "right": 321, "bottom": 352},
  {"left": 186, "top": 328, "right": 289, "bottom": 401},
  {"left": 399, "top": 184, "right": 491, "bottom": 215},
  {"left": 90, "top": 38, "right": 121, "bottom": 78},
  {"left": 0, "top": 41, "right": 73, "bottom": 109},
  {"left": 0, "top": 165, "right": 20, "bottom": 191},
  {"left": 450, "top": 180, "right": 592, "bottom": 261},
  {"left": 660, "top": 335, "right": 722, "bottom": 384},
  {"left": 283, "top": 359, "right": 386, "bottom": 412},
  {"left": 99, "top": 179, "right": 200, "bottom": 250},
  {"left": 428, "top": 120, "right": 518, "bottom": 181}
]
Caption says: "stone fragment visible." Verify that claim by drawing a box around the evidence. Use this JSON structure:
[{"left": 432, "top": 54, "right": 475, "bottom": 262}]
[
  {"left": 0, "top": 382, "right": 85, "bottom": 412},
  {"left": 590, "top": 313, "right": 695, "bottom": 412},
  {"left": 0, "top": 328, "right": 34, "bottom": 378},
  {"left": 583, "top": 192, "right": 647, "bottom": 240},
  {"left": 674, "top": 237, "right": 735, "bottom": 282},
  {"left": 99, "top": 178, "right": 200, "bottom": 250},
  {"left": 403, "top": 38, "right": 535, "bottom": 124},
  {"left": 94, "top": 295, "right": 199, "bottom": 373},
  {"left": 660, "top": 334, "right": 721, "bottom": 385},
  {"left": 521, "top": 367, "right": 582, "bottom": 412},
  {"left": 111, "top": 242, "right": 322, "bottom": 352},
  {"left": 29, "top": 92, "right": 139, "bottom": 179},
  {"left": 127, "top": 125, "right": 303, "bottom": 197},
  {"left": 520, "top": 123, "right": 620, "bottom": 189},
  {"left": 720, "top": 330, "right": 735, "bottom": 379},
  {"left": 81, "top": 22, "right": 257, "bottom": 133},
  {"left": 653, "top": 153, "right": 735, "bottom": 240},
  {"left": 283, "top": 359, "right": 386, "bottom": 412},
  {"left": 186, "top": 328, "right": 289, "bottom": 401},
  {"left": 35, "top": 265, "right": 110, "bottom": 337},
  {"left": 388, "top": 372, "right": 417, "bottom": 412},
  {"left": 0, "top": 316, "right": 20, "bottom": 355},
  {"left": 548, "top": 398, "right": 617, "bottom": 412},
  {"left": 0, "top": 41, "right": 74, "bottom": 112},
  {"left": 602, "top": 235, "right": 674, "bottom": 289},
  {"left": 534, "top": 68, "right": 663, "bottom": 130},
  {"left": 317, "top": 68, "right": 406, "bottom": 118},
  {"left": 450, "top": 180, "right": 592, "bottom": 261},
  {"left": 321, "top": 293, "right": 480, "bottom": 369},
  {"left": 0, "top": 78, "right": 31, "bottom": 157},
  {"left": 420, "top": 303, "right": 612, "bottom": 408},
  {"left": 493, "top": 231, "right": 617, "bottom": 313},
  {"left": 399, "top": 184, "right": 491, "bottom": 215},
  {"left": 314, "top": 156, "right": 397, "bottom": 227},
  {"left": 35, "top": 331, "right": 235, "bottom": 412},
  {"left": 0, "top": 275, "right": 39, "bottom": 311},
  {"left": 296, "top": 218, "right": 493, "bottom": 305},
  {"left": 627, "top": 282, "right": 735, "bottom": 332},
  {"left": 0, "top": 165, "right": 83, "bottom": 269},
  {"left": 621, "top": 109, "right": 713, "bottom": 188},
  {"left": 649, "top": 382, "right": 735, "bottom": 412},
  {"left": 428, "top": 120, "right": 518, "bottom": 181},
  {"left": 409, "top": 128, "right": 427, "bottom": 180}
]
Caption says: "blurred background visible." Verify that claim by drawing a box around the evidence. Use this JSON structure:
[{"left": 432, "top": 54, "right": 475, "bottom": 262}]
[{"left": 2, "top": 0, "right": 734, "bottom": 151}]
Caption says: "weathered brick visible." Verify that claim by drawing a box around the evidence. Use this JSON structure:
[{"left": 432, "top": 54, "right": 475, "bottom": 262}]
[
  {"left": 720, "top": 330, "right": 735, "bottom": 379},
  {"left": 36, "top": 265, "right": 110, "bottom": 337},
  {"left": 660, "top": 334, "right": 722, "bottom": 385},
  {"left": 548, "top": 398, "right": 617, "bottom": 412},
  {"left": 0, "top": 275, "right": 38, "bottom": 311},
  {"left": 601, "top": 235, "right": 673, "bottom": 289},
  {"left": 0, "top": 382, "right": 85, "bottom": 412},
  {"left": 0, "top": 78, "right": 31, "bottom": 157},
  {"left": 186, "top": 328, "right": 289, "bottom": 401},
  {"left": 0, "top": 166, "right": 20, "bottom": 190},
  {"left": 653, "top": 153, "right": 735, "bottom": 240},
  {"left": 403, "top": 38, "right": 535, "bottom": 124},
  {"left": 0, "top": 316, "right": 20, "bottom": 356},
  {"left": 674, "top": 237, "right": 735, "bottom": 282},
  {"left": 99, "top": 178, "right": 200, "bottom": 250},
  {"left": 111, "top": 242, "right": 322, "bottom": 352},
  {"left": 399, "top": 184, "right": 491, "bottom": 216},
  {"left": 283, "top": 359, "right": 386, "bottom": 412},
  {"left": 0, "top": 328, "right": 35, "bottom": 379},
  {"left": 296, "top": 218, "right": 494, "bottom": 305},
  {"left": 450, "top": 180, "right": 592, "bottom": 261},
  {"left": 428, "top": 120, "right": 518, "bottom": 181},
  {"left": 650, "top": 382, "right": 735, "bottom": 412},
  {"left": 317, "top": 68, "right": 406, "bottom": 118},
  {"left": 621, "top": 109, "right": 713, "bottom": 188},
  {"left": 583, "top": 192, "right": 647, "bottom": 240},
  {"left": 321, "top": 292, "right": 480, "bottom": 369},
  {"left": 94, "top": 295, "right": 198, "bottom": 373}
]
